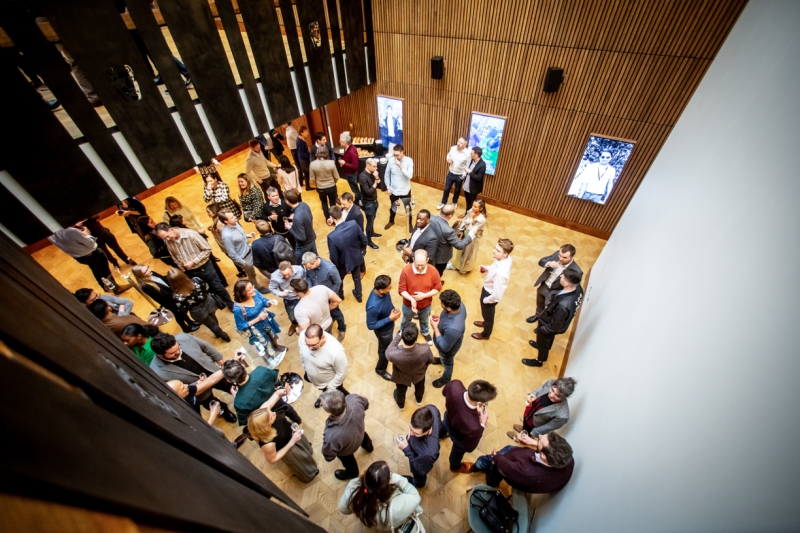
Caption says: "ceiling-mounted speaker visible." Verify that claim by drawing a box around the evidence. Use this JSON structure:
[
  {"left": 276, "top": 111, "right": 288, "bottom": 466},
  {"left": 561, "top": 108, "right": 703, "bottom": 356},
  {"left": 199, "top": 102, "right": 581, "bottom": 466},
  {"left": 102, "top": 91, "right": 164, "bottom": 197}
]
[
  {"left": 543, "top": 67, "right": 564, "bottom": 93},
  {"left": 431, "top": 56, "right": 444, "bottom": 80}
]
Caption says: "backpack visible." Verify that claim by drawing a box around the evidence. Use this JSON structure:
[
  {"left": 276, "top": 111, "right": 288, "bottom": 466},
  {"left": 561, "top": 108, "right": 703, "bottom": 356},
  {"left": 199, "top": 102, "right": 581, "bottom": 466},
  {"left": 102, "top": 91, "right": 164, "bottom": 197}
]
[
  {"left": 272, "top": 236, "right": 295, "bottom": 264},
  {"left": 469, "top": 488, "right": 519, "bottom": 533}
]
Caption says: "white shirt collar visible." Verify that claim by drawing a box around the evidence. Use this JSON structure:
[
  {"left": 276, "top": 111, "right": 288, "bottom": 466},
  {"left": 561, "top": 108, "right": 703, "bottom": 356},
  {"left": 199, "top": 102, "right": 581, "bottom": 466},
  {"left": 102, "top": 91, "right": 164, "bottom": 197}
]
[
  {"left": 463, "top": 392, "right": 477, "bottom": 409},
  {"left": 412, "top": 264, "right": 428, "bottom": 275}
]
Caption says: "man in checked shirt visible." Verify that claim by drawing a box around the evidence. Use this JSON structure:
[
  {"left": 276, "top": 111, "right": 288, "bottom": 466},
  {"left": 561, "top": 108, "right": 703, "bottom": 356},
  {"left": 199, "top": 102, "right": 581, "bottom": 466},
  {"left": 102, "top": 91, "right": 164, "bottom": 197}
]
[{"left": 155, "top": 223, "right": 234, "bottom": 310}]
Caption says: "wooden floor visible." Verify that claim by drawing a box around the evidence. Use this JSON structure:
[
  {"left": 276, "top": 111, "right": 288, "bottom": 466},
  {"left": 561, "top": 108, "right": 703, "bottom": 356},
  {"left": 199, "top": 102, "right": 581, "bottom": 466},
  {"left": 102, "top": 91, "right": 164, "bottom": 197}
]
[{"left": 30, "top": 149, "right": 606, "bottom": 532}]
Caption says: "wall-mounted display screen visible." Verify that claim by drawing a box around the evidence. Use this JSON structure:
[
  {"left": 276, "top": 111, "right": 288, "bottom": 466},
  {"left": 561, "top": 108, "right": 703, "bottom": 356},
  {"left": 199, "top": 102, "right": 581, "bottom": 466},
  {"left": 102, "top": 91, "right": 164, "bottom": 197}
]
[
  {"left": 468, "top": 112, "right": 506, "bottom": 175},
  {"left": 567, "top": 135, "right": 635, "bottom": 205},
  {"left": 377, "top": 95, "right": 403, "bottom": 151}
]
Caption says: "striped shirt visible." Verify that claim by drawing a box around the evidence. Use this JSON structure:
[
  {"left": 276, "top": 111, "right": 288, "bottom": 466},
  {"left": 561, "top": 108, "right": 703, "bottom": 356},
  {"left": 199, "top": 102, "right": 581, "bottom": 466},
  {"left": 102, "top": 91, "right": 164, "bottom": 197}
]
[{"left": 164, "top": 228, "right": 211, "bottom": 268}]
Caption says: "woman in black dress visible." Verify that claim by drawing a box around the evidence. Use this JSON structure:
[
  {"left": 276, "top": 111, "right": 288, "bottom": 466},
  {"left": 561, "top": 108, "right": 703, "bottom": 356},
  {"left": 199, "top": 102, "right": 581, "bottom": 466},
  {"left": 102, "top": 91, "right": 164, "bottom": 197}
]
[
  {"left": 118, "top": 197, "right": 147, "bottom": 239},
  {"left": 166, "top": 268, "right": 231, "bottom": 342},
  {"left": 131, "top": 265, "right": 198, "bottom": 333},
  {"left": 79, "top": 216, "right": 135, "bottom": 268}
]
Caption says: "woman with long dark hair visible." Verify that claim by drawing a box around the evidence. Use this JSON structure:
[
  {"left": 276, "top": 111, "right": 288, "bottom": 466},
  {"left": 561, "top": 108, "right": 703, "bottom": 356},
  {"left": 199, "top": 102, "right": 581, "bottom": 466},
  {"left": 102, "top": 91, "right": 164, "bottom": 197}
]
[
  {"left": 277, "top": 154, "right": 302, "bottom": 200},
  {"left": 136, "top": 215, "right": 176, "bottom": 267},
  {"left": 338, "top": 460, "right": 422, "bottom": 530},
  {"left": 449, "top": 198, "right": 487, "bottom": 273},
  {"left": 117, "top": 196, "right": 147, "bottom": 238},
  {"left": 167, "top": 268, "right": 231, "bottom": 342},
  {"left": 232, "top": 280, "right": 286, "bottom": 367},
  {"left": 119, "top": 323, "right": 160, "bottom": 365},
  {"left": 131, "top": 265, "right": 199, "bottom": 333},
  {"left": 203, "top": 174, "right": 242, "bottom": 219}
]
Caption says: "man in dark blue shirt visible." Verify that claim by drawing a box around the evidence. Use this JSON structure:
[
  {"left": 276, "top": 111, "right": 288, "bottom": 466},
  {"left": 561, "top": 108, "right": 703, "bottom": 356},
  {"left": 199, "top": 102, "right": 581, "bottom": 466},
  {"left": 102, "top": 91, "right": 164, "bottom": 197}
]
[
  {"left": 431, "top": 289, "right": 467, "bottom": 388},
  {"left": 366, "top": 275, "right": 401, "bottom": 381},
  {"left": 397, "top": 404, "right": 441, "bottom": 487}
]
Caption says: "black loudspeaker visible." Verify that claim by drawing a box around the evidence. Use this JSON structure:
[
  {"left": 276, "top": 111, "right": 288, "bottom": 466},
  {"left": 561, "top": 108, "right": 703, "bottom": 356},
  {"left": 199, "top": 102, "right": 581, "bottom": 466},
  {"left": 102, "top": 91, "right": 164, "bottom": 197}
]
[
  {"left": 431, "top": 56, "right": 444, "bottom": 80},
  {"left": 543, "top": 67, "right": 564, "bottom": 93}
]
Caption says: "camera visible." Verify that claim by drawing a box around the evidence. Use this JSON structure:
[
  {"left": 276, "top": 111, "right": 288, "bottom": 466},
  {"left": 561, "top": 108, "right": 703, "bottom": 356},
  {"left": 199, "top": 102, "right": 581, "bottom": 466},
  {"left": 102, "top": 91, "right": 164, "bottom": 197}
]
[{"left": 396, "top": 239, "right": 412, "bottom": 264}]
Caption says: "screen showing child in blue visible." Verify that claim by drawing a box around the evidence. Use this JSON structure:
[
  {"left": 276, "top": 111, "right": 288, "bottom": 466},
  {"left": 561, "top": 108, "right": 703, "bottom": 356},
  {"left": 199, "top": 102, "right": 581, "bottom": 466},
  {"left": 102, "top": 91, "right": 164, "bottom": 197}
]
[{"left": 469, "top": 113, "right": 506, "bottom": 175}]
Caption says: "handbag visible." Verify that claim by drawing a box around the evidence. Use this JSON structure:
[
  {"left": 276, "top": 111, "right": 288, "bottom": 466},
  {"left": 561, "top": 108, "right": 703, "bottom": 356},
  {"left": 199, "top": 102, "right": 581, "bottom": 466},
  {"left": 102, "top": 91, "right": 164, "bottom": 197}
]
[
  {"left": 210, "top": 293, "right": 227, "bottom": 310},
  {"left": 389, "top": 498, "right": 426, "bottom": 533},
  {"left": 469, "top": 489, "right": 518, "bottom": 533}
]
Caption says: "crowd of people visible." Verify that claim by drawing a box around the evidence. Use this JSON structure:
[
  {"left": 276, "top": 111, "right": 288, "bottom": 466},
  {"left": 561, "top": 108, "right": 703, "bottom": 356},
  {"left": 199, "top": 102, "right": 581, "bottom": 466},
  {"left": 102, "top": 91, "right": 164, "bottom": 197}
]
[{"left": 49, "top": 130, "right": 587, "bottom": 530}]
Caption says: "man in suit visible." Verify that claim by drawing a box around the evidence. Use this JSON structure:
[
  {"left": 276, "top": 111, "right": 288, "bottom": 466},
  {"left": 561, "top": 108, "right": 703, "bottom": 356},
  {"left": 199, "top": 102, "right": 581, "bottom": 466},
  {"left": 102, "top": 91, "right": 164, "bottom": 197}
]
[
  {"left": 462, "top": 147, "right": 486, "bottom": 213},
  {"left": 339, "top": 192, "right": 364, "bottom": 230},
  {"left": 429, "top": 204, "right": 475, "bottom": 277},
  {"left": 526, "top": 244, "right": 582, "bottom": 323},
  {"left": 523, "top": 270, "right": 584, "bottom": 367},
  {"left": 149, "top": 332, "right": 237, "bottom": 423},
  {"left": 327, "top": 205, "right": 367, "bottom": 303},
  {"left": 403, "top": 209, "right": 438, "bottom": 262},
  {"left": 358, "top": 158, "right": 382, "bottom": 250}
]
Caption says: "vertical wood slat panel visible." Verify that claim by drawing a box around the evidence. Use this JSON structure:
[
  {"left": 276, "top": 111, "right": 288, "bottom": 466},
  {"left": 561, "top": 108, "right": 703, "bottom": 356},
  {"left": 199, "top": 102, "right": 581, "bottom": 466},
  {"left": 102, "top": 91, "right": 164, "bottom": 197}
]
[
  {"left": 276, "top": 0, "right": 313, "bottom": 113},
  {"left": 338, "top": 0, "right": 745, "bottom": 236},
  {"left": 295, "top": 0, "right": 338, "bottom": 108}
]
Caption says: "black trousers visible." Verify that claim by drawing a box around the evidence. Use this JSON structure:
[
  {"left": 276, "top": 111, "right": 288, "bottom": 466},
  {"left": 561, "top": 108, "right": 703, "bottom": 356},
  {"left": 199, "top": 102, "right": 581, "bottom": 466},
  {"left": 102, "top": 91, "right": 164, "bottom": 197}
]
[
  {"left": 317, "top": 186, "right": 338, "bottom": 220},
  {"left": 435, "top": 263, "right": 448, "bottom": 277},
  {"left": 535, "top": 282, "right": 554, "bottom": 316},
  {"left": 75, "top": 248, "right": 112, "bottom": 287},
  {"left": 440, "top": 411, "right": 468, "bottom": 470},
  {"left": 479, "top": 287, "right": 498, "bottom": 338},
  {"left": 463, "top": 191, "right": 479, "bottom": 213},
  {"left": 187, "top": 260, "right": 233, "bottom": 310},
  {"left": 337, "top": 432, "right": 374, "bottom": 478},
  {"left": 395, "top": 378, "right": 425, "bottom": 408},
  {"left": 374, "top": 327, "right": 394, "bottom": 372},
  {"left": 337, "top": 263, "right": 363, "bottom": 300},
  {"left": 485, "top": 462, "right": 505, "bottom": 487},
  {"left": 96, "top": 231, "right": 129, "bottom": 266},
  {"left": 534, "top": 331, "right": 556, "bottom": 362},
  {"left": 442, "top": 172, "right": 463, "bottom": 205},
  {"left": 388, "top": 193, "right": 411, "bottom": 222}
]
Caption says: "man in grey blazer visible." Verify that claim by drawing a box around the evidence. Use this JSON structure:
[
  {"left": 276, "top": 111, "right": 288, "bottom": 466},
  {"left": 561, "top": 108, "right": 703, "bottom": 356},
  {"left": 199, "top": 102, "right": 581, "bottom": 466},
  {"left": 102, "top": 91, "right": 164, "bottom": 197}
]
[
  {"left": 507, "top": 377, "right": 576, "bottom": 441},
  {"left": 526, "top": 244, "right": 582, "bottom": 323},
  {"left": 150, "top": 332, "right": 237, "bottom": 423},
  {"left": 428, "top": 204, "right": 475, "bottom": 277}
]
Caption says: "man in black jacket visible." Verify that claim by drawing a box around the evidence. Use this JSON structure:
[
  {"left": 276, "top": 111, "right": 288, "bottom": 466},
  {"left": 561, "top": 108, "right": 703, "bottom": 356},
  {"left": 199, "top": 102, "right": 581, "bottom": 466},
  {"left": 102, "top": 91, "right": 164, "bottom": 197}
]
[
  {"left": 526, "top": 244, "right": 582, "bottom": 323},
  {"left": 284, "top": 189, "right": 317, "bottom": 263},
  {"left": 358, "top": 158, "right": 382, "bottom": 249},
  {"left": 252, "top": 220, "right": 292, "bottom": 276},
  {"left": 523, "top": 270, "right": 583, "bottom": 367},
  {"left": 462, "top": 147, "right": 486, "bottom": 213},
  {"left": 327, "top": 205, "right": 368, "bottom": 303}
]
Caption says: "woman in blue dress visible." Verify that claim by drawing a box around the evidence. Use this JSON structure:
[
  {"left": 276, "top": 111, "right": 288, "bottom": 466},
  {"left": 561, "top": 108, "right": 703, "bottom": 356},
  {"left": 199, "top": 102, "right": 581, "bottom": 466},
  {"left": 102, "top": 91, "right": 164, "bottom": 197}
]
[{"left": 233, "top": 280, "right": 287, "bottom": 368}]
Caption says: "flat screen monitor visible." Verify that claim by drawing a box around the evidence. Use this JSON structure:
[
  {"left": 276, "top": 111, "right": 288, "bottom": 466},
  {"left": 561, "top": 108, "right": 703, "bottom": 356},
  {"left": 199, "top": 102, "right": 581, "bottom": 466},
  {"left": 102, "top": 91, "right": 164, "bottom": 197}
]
[
  {"left": 468, "top": 112, "right": 506, "bottom": 175},
  {"left": 377, "top": 95, "right": 403, "bottom": 151},
  {"left": 567, "top": 135, "right": 635, "bottom": 205}
]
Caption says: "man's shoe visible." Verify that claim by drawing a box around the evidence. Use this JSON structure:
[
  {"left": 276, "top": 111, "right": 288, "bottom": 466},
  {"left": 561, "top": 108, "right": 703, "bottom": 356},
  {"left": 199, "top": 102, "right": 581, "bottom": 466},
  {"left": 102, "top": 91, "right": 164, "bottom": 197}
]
[
  {"left": 48, "top": 99, "right": 61, "bottom": 110},
  {"left": 377, "top": 370, "right": 392, "bottom": 381},
  {"left": 288, "top": 323, "right": 297, "bottom": 337},
  {"left": 185, "top": 322, "right": 201, "bottom": 333},
  {"left": 432, "top": 357, "right": 442, "bottom": 365},
  {"left": 220, "top": 408, "right": 237, "bottom": 423},
  {"left": 257, "top": 287, "right": 270, "bottom": 294},
  {"left": 416, "top": 398, "right": 423, "bottom": 406},
  {"left": 437, "top": 203, "right": 444, "bottom": 210},
  {"left": 353, "top": 291, "right": 362, "bottom": 303},
  {"left": 212, "top": 256, "right": 221, "bottom": 262},
  {"left": 526, "top": 315, "right": 539, "bottom": 324},
  {"left": 112, "top": 283, "right": 132, "bottom": 295},
  {"left": 528, "top": 340, "right": 539, "bottom": 349},
  {"left": 334, "top": 470, "right": 356, "bottom": 480},
  {"left": 372, "top": 233, "right": 383, "bottom": 238},
  {"left": 368, "top": 241, "right": 379, "bottom": 250},
  {"left": 471, "top": 332, "right": 488, "bottom": 340},
  {"left": 314, "top": 397, "right": 322, "bottom": 408},
  {"left": 432, "top": 378, "right": 449, "bottom": 388},
  {"left": 446, "top": 262, "right": 455, "bottom": 270},
  {"left": 513, "top": 424, "right": 523, "bottom": 433},
  {"left": 393, "top": 390, "right": 404, "bottom": 411},
  {"left": 236, "top": 272, "right": 248, "bottom": 279},
  {"left": 507, "top": 430, "right": 521, "bottom": 441},
  {"left": 384, "top": 221, "right": 394, "bottom": 230},
  {"left": 522, "top": 358, "right": 543, "bottom": 367},
  {"left": 423, "top": 334, "right": 433, "bottom": 345},
  {"left": 473, "top": 321, "right": 484, "bottom": 328},
  {"left": 233, "top": 433, "right": 250, "bottom": 449},
  {"left": 219, "top": 332, "right": 231, "bottom": 342},
  {"left": 453, "top": 462, "right": 474, "bottom": 474},
  {"left": 337, "top": 331, "right": 346, "bottom": 342}
]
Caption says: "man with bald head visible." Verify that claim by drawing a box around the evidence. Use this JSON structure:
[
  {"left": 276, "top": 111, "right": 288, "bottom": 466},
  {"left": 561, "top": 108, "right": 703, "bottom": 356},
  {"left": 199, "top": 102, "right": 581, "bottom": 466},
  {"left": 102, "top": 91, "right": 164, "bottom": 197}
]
[
  {"left": 429, "top": 204, "right": 476, "bottom": 277},
  {"left": 398, "top": 249, "right": 442, "bottom": 344}
]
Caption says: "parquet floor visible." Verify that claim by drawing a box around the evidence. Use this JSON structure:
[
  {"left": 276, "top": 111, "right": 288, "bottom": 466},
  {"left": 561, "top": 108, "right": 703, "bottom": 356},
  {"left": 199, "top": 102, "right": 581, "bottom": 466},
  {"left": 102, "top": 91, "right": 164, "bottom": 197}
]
[{"left": 30, "top": 149, "right": 606, "bottom": 532}]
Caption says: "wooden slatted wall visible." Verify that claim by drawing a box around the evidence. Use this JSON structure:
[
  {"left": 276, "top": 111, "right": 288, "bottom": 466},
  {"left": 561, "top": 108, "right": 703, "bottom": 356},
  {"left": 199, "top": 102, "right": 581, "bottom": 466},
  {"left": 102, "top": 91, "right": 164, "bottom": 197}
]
[{"left": 337, "top": 0, "right": 748, "bottom": 238}]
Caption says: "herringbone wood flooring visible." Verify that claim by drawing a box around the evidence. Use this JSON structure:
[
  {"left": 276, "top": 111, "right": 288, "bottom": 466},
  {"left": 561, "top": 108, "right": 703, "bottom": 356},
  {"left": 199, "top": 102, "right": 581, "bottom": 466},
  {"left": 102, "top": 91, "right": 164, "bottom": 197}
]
[{"left": 31, "top": 150, "right": 605, "bottom": 532}]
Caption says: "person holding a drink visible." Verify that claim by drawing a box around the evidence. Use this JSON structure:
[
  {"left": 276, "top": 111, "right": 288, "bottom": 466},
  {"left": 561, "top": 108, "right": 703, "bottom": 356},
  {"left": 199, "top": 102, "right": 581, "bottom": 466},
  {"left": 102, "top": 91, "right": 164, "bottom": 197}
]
[
  {"left": 507, "top": 377, "right": 577, "bottom": 442},
  {"left": 395, "top": 404, "right": 441, "bottom": 488}
]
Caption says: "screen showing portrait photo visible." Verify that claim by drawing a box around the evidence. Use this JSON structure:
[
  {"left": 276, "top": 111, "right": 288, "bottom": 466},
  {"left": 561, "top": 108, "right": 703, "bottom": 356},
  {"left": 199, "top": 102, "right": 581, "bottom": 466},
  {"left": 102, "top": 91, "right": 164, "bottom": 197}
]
[
  {"left": 567, "top": 135, "right": 635, "bottom": 205},
  {"left": 377, "top": 95, "right": 403, "bottom": 151},
  {"left": 469, "top": 112, "right": 506, "bottom": 175}
]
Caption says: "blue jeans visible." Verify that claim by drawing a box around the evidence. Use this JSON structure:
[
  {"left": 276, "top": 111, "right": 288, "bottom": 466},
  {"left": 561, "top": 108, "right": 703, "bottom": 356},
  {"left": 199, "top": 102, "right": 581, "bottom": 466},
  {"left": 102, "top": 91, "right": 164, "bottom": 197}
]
[
  {"left": 331, "top": 306, "right": 346, "bottom": 332},
  {"left": 401, "top": 303, "right": 431, "bottom": 336},
  {"left": 294, "top": 241, "right": 318, "bottom": 265},
  {"left": 345, "top": 173, "right": 361, "bottom": 204},
  {"left": 442, "top": 172, "right": 463, "bottom": 204},
  {"left": 284, "top": 298, "right": 299, "bottom": 324},
  {"left": 474, "top": 445, "right": 515, "bottom": 472},
  {"left": 362, "top": 200, "right": 378, "bottom": 239},
  {"left": 438, "top": 349, "right": 455, "bottom": 382}
]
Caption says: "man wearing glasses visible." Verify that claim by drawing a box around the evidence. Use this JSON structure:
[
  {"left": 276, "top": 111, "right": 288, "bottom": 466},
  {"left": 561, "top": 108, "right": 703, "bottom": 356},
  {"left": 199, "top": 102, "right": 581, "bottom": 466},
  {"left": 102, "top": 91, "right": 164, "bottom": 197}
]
[{"left": 396, "top": 404, "right": 441, "bottom": 487}]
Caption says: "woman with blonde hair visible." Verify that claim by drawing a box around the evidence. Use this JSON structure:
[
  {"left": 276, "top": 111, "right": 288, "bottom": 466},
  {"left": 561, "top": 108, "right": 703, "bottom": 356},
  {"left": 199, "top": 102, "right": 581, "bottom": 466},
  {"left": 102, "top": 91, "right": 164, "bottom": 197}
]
[
  {"left": 247, "top": 389, "right": 318, "bottom": 482},
  {"left": 236, "top": 173, "right": 265, "bottom": 222},
  {"left": 449, "top": 198, "right": 487, "bottom": 273},
  {"left": 131, "top": 265, "right": 198, "bottom": 333},
  {"left": 277, "top": 154, "right": 302, "bottom": 200},
  {"left": 166, "top": 268, "right": 231, "bottom": 342},
  {"left": 162, "top": 196, "right": 204, "bottom": 233}
]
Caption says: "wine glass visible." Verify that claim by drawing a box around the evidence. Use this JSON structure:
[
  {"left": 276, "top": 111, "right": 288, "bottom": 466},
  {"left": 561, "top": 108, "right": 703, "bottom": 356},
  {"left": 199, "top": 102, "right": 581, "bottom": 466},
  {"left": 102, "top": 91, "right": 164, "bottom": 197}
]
[
  {"left": 397, "top": 434, "right": 406, "bottom": 444},
  {"left": 291, "top": 422, "right": 303, "bottom": 435},
  {"left": 517, "top": 430, "right": 528, "bottom": 442}
]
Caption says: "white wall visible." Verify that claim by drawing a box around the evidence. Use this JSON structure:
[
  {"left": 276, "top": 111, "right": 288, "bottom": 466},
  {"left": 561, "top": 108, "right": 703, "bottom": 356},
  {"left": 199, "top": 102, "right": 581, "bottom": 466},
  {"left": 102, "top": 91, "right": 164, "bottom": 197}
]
[{"left": 533, "top": 2, "right": 800, "bottom": 532}]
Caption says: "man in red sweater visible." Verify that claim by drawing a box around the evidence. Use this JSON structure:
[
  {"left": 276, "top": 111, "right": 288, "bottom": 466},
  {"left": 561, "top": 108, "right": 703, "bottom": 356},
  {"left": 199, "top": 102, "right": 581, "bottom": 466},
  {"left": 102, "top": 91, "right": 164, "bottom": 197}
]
[
  {"left": 470, "top": 432, "right": 575, "bottom": 493},
  {"left": 338, "top": 132, "right": 361, "bottom": 205},
  {"left": 398, "top": 250, "right": 442, "bottom": 344},
  {"left": 439, "top": 379, "right": 497, "bottom": 472}
]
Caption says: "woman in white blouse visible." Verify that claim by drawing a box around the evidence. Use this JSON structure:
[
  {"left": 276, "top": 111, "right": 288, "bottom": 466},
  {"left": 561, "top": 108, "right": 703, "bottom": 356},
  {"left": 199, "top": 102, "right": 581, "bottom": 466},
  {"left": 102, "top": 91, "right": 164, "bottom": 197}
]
[
  {"left": 449, "top": 198, "right": 487, "bottom": 273},
  {"left": 339, "top": 460, "right": 422, "bottom": 531},
  {"left": 277, "top": 154, "right": 303, "bottom": 200}
]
